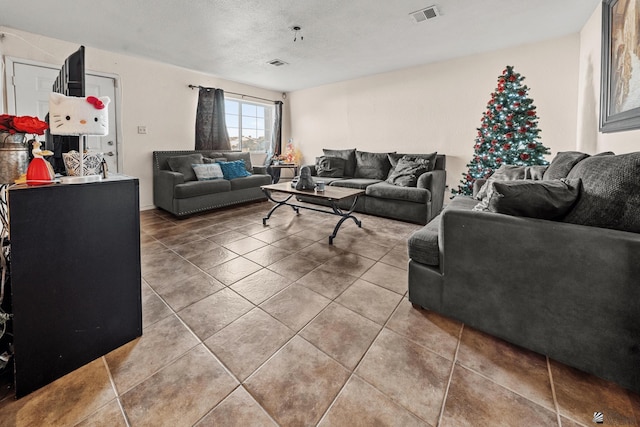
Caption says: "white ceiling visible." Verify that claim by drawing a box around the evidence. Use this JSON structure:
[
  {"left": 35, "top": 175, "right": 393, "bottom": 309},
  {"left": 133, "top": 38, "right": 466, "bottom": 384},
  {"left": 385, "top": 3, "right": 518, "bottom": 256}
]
[{"left": 1, "top": 0, "right": 600, "bottom": 92}]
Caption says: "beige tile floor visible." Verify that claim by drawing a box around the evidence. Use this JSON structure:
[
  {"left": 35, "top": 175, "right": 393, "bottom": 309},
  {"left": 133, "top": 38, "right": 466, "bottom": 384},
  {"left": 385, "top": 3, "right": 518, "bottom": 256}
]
[{"left": 1, "top": 200, "right": 639, "bottom": 426}]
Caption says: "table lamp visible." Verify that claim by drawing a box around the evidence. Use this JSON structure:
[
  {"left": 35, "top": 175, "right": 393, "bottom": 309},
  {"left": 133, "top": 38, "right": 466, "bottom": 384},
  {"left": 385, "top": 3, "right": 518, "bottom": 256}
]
[{"left": 48, "top": 92, "right": 110, "bottom": 184}]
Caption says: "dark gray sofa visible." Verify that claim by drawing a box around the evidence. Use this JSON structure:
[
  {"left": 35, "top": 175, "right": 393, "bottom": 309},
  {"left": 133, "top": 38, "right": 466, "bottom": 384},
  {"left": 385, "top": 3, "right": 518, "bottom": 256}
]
[
  {"left": 153, "top": 150, "right": 272, "bottom": 217},
  {"left": 407, "top": 151, "right": 640, "bottom": 394},
  {"left": 297, "top": 149, "right": 446, "bottom": 225}
]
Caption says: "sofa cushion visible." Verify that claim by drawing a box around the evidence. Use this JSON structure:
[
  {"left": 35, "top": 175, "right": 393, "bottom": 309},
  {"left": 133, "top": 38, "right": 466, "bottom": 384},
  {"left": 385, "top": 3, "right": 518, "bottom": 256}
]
[
  {"left": 355, "top": 151, "right": 392, "bottom": 180},
  {"left": 192, "top": 163, "right": 224, "bottom": 181},
  {"left": 366, "top": 182, "right": 430, "bottom": 204},
  {"left": 386, "top": 157, "right": 431, "bottom": 187},
  {"left": 524, "top": 165, "right": 548, "bottom": 180},
  {"left": 408, "top": 214, "right": 441, "bottom": 266},
  {"left": 475, "top": 164, "right": 526, "bottom": 200},
  {"left": 543, "top": 151, "right": 589, "bottom": 180},
  {"left": 167, "top": 153, "right": 204, "bottom": 182},
  {"left": 323, "top": 148, "right": 356, "bottom": 177},
  {"left": 488, "top": 179, "right": 581, "bottom": 220},
  {"left": 229, "top": 174, "right": 272, "bottom": 190},
  {"left": 316, "top": 156, "right": 346, "bottom": 177},
  {"left": 223, "top": 152, "right": 253, "bottom": 172},
  {"left": 330, "top": 178, "right": 380, "bottom": 190},
  {"left": 218, "top": 160, "right": 252, "bottom": 180},
  {"left": 174, "top": 179, "right": 231, "bottom": 199},
  {"left": 203, "top": 157, "right": 227, "bottom": 164},
  {"left": 563, "top": 152, "right": 640, "bottom": 232},
  {"left": 388, "top": 152, "right": 437, "bottom": 176}
]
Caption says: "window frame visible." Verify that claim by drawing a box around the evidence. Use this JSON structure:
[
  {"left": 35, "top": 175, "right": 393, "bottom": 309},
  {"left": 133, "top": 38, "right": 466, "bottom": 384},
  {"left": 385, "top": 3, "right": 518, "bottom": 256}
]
[{"left": 224, "top": 97, "right": 274, "bottom": 153}]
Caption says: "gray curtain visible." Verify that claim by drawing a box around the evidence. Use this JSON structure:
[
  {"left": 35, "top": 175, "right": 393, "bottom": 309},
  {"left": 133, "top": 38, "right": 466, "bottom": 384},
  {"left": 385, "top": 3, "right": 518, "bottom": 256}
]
[
  {"left": 195, "top": 87, "right": 231, "bottom": 150},
  {"left": 266, "top": 101, "right": 284, "bottom": 181}
]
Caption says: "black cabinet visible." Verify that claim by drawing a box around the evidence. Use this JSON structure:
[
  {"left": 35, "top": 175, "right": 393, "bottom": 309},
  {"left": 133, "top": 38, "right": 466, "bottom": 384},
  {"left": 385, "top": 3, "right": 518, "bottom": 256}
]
[{"left": 8, "top": 176, "right": 142, "bottom": 397}]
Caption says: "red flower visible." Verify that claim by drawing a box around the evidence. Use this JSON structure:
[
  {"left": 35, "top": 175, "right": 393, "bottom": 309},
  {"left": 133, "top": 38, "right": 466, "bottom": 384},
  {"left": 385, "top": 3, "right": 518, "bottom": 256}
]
[
  {"left": 496, "top": 105, "right": 503, "bottom": 111},
  {"left": 506, "top": 121, "right": 513, "bottom": 127},
  {"left": 493, "top": 124, "right": 499, "bottom": 131},
  {"left": 503, "top": 144, "right": 511, "bottom": 150},
  {"left": 12, "top": 116, "right": 49, "bottom": 135},
  {"left": 507, "top": 114, "right": 514, "bottom": 120},
  {"left": 520, "top": 153, "right": 530, "bottom": 161},
  {"left": 513, "top": 102, "right": 520, "bottom": 108},
  {"left": 526, "top": 110, "right": 536, "bottom": 116},
  {"left": 518, "top": 90, "right": 526, "bottom": 96},
  {"left": 0, "top": 114, "right": 48, "bottom": 135},
  {"left": 509, "top": 75, "right": 516, "bottom": 82},
  {"left": 527, "top": 142, "right": 537, "bottom": 149},
  {"left": 491, "top": 139, "right": 498, "bottom": 145},
  {"left": 505, "top": 132, "right": 513, "bottom": 139},
  {"left": 489, "top": 148, "right": 495, "bottom": 153},
  {"left": 519, "top": 127, "right": 527, "bottom": 133},
  {"left": 496, "top": 157, "right": 503, "bottom": 163}
]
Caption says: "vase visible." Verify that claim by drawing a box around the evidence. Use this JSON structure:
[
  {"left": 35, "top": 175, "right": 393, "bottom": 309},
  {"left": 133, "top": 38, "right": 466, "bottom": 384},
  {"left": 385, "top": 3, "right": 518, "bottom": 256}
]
[
  {"left": 0, "top": 132, "right": 28, "bottom": 184},
  {"left": 62, "top": 151, "right": 104, "bottom": 176}
]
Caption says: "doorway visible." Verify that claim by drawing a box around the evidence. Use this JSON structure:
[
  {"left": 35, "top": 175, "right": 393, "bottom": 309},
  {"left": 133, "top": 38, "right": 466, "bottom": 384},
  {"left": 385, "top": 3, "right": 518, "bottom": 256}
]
[{"left": 6, "top": 58, "right": 121, "bottom": 173}]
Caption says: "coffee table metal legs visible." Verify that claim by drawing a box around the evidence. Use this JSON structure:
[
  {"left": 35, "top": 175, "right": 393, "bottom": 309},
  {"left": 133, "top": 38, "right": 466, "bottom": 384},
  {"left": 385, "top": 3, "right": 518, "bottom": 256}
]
[{"left": 261, "top": 189, "right": 361, "bottom": 244}]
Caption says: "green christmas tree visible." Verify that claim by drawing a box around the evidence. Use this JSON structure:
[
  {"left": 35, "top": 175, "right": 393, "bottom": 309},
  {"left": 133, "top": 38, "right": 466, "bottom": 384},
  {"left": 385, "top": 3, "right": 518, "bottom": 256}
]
[{"left": 453, "top": 65, "right": 550, "bottom": 196}]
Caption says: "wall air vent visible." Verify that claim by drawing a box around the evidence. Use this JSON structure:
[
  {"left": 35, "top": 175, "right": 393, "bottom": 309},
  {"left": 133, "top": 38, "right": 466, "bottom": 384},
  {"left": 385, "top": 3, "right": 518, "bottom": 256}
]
[
  {"left": 410, "top": 5, "right": 440, "bottom": 23},
  {"left": 268, "top": 59, "right": 288, "bottom": 67}
]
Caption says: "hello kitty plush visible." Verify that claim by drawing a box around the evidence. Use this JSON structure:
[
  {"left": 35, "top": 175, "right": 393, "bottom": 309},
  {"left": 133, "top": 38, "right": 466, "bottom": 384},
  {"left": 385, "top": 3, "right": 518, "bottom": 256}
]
[{"left": 48, "top": 92, "right": 110, "bottom": 136}]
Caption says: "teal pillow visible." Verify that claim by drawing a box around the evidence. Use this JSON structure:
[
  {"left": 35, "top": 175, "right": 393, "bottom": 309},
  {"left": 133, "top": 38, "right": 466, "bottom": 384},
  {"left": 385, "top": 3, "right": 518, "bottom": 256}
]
[{"left": 218, "top": 160, "right": 252, "bottom": 180}]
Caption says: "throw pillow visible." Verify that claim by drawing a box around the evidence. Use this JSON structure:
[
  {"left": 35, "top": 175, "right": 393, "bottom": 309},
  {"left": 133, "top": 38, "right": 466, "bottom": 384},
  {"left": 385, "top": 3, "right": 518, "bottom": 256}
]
[
  {"left": 387, "top": 152, "right": 437, "bottom": 178},
  {"left": 524, "top": 165, "right": 548, "bottom": 180},
  {"left": 488, "top": 179, "right": 581, "bottom": 220},
  {"left": 224, "top": 152, "right": 253, "bottom": 172},
  {"left": 475, "top": 164, "right": 526, "bottom": 200},
  {"left": 192, "top": 163, "right": 224, "bottom": 181},
  {"left": 316, "top": 156, "right": 346, "bottom": 177},
  {"left": 218, "top": 160, "right": 252, "bottom": 180},
  {"left": 167, "top": 153, "right": 204, "bottom": 182},
  {"left": 323, "top": 148, "right": 356, "bottom": 177},
  {"left": 386, "top": 156, "right": 430, "bottom": 187},
  {"left": 563, "top": 152, "right": 640, "bottom": 233},
  {"left": 203, "top": 157, "right": 227, "bottom": 164},
  {"left": 355, "top": 150, "right": 392, "bottom": 180},
  {"left": 543, "top": 151, "right": 589, "bottom": 180}
]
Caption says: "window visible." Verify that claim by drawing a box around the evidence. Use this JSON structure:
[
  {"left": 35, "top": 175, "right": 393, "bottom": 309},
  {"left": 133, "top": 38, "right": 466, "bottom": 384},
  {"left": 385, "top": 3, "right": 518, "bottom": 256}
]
[{"left": 224, "top": 98, "right": 274, "bottom": 152}]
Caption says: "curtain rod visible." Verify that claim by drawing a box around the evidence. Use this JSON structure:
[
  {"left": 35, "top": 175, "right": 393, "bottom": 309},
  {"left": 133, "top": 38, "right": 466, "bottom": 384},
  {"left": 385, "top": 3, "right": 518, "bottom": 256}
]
[{"left": 188, "top": 85, "right": 281, "bottom": 104}]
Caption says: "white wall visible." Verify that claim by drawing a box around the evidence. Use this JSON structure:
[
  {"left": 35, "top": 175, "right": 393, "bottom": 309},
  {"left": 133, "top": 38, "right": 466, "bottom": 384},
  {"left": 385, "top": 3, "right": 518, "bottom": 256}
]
[
  {"left": 0, "top": 27, "right": 286, "bottom": 210},
  {"left": 577, "top": 3, "right": 640, "bottom": 154},
  {"left": 289, "top": 35, "right": 581, "bottom": 192}
]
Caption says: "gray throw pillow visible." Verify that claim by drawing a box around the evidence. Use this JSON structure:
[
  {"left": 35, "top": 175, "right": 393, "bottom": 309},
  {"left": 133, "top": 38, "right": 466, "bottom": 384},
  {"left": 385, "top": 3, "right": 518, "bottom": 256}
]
[
  {"left": 323, "top": 148, "right": 356, "bottom": 177},
  {"left": 167, "top": 153, "right": 204, "bottom": 182},
  {"left": 543, "top": 151, "right": 589, "bottom": 180},
  {"left": 488, "top": 179, "right": 581, "bottom": 220},
  {"left": 563, "top": 152, "right": 640, "bottom": 233},
  {"left": 386, "top": 156, "right": 430, "bottom": 187},
  {"left": 223, "top": 152, "right": 253, "bottom": 172},
  {"left": 475, "top": 164, "right": 526, "bottom": 200},
  {"left": 524, "top": 165, "right": 548, "bottom": 180},
  {"left": 316, "top": 156, "right": 346, "bottom": 177},
  {"left": 203, "top": 157, "right": 227, "bottom": 164},
  {"left": 387, "top": 152, "right": 437, "bottom": 177},
  {"left": 355, "top": 151, "right": 392, "bottom": 180}
]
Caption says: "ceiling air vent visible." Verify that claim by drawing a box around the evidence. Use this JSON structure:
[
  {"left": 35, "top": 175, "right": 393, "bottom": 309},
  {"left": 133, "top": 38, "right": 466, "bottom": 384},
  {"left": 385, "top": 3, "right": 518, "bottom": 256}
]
[
  {"left": 268, "top": 59, "right": 288, "bottom": 67},
  {"left": 410, "top": 5, "right": 440, "bottom": 23}
]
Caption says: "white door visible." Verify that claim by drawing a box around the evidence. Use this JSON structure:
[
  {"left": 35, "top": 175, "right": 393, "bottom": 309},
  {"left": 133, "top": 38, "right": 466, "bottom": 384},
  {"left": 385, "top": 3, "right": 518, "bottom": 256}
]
[{"left": 8, "top": 60, "right": 120, "bottom": 173}]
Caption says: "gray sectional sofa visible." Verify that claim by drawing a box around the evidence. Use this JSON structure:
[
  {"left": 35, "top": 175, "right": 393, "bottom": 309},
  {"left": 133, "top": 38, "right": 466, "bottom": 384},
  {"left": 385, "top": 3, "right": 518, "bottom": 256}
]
[
  {"left": 153, "top": 150, "right": 272, "bottom": 217},
  {"left": 407, "top": 151, "right": 640, "bottom": 394},
  {"left": 297, "top": 148, "right": 446, "bottom": 225}
]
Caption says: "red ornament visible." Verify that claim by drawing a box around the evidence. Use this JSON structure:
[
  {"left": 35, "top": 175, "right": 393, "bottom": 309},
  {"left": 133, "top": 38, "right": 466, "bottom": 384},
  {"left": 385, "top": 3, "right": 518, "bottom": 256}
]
[
  {"left": 499, "top": 78, "right": 505, "bottom": 84},
  {"left": 491, "top": 139, "right": 498, "bottom": 145},
  {"left": 507, "top": 114, "right": 514, "bottom": 120},
  {"left": 497, "top": 87, "right": 504, "bottom": 93},
  {"left": 526, "top": 110, "right": 536, "bottom": 116},
  {"left": 518, "top": 90, "right": 526, "bottom": 96},
  {"left": 493, "top": 124, "right": 499, "bottom": 131},
  {"left": 506, "top": 121, "right": 513, "bottom": 127},
  {"left": 496, "top": 105, "right": 503, "bottom": 111},
  {"left": 519, "top": 127, "right": 527, "bottom": 133},
  {"left": 509, "top": 75, "right": 516, "bottom": 82},
  {"left": 505, "top": 132, "right": 513, "bottom": 139},
  {"left": 496, "top": 157, "right": 503, "bottom": 163},
  {"left": 520, "top": 153, "right": 530, "bottom": 161},
  {"left": 527, "top": 142, "right": 537, "bottom": 149},
  {"left": 489, "top": 148, "right": 495, "bottom": 153},
  {"left": 503, "top": 144, "right": 511, "bottom": 150},
  {"left": 513, "top": 102, "right": 520, "bottom": 108}
]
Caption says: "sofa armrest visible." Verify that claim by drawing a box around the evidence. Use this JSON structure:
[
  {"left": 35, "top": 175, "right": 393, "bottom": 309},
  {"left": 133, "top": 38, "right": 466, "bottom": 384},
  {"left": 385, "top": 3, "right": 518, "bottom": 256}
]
[
  {"left": 418, "top": 169, "right": 446, "bottom": 216},
  {"left": 253, "top": 165, "right": 267, "bottom": 175},
  {"left": 153, "top": 170, "right": 184, "bottom": 211}
]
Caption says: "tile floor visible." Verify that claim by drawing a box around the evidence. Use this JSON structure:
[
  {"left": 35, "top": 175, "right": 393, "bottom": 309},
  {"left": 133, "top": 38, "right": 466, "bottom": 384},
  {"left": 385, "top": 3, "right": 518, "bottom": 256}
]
[{"left": 0, "top": 200, "right": 639, "bottom": 426}]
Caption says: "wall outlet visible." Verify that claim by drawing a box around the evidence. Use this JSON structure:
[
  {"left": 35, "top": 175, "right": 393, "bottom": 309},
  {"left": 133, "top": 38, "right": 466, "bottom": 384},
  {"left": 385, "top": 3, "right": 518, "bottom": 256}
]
[{"left": 137, "top": 126, "right": 147, "bottom": 134}]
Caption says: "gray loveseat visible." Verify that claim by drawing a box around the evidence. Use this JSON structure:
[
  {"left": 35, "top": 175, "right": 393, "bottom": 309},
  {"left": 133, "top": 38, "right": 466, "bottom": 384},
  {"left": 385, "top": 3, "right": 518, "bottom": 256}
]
[
  {"left": 297, "top": 149, "right": 446, "bottom": 225},
  {"left": 407, "top": 151, "right": 640, "bottom": 394},
  {"left": 153, "top": 150, "right": 272, "bottom": 217}
]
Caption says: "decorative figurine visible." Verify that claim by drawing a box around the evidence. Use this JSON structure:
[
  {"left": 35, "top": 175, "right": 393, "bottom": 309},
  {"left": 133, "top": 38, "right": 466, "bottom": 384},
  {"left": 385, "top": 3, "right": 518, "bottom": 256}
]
[
  {"left": 295, "top": 166, "right": 316, "bottom": 191},
  {"left": 26, "top": 140, "right": 55, "bottom": 186}
]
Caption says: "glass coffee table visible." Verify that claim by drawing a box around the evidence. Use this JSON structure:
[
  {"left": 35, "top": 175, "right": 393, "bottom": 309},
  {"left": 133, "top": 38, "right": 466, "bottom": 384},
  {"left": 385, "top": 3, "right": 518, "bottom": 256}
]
[{"left": 261, "top": 182, "right": 364, "bottom": 244}]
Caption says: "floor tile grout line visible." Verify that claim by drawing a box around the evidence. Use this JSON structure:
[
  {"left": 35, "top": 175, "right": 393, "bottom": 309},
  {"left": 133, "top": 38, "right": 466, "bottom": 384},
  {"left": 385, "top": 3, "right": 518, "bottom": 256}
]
[
  {"left": 547, "top": 356, "right": 564, "bottom": 427},
  {"left": 437, "top": 323, "right": 464, "bottom": 426},
  {"left": 101, "top": 356, "right": 132, "bottom": 427}
]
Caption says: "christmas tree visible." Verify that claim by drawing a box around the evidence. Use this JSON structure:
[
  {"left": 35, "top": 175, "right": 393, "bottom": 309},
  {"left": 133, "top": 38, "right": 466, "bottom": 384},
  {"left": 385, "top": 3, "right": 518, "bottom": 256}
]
[{"left": 453, "top": 65, "right": 550, "bottom": 196}]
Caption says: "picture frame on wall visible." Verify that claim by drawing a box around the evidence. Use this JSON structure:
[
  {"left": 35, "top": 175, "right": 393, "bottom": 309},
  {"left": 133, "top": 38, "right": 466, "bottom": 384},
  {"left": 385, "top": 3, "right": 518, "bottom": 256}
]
[{"left": 600, "top": 0, "right": 640, "bottom": 132}]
